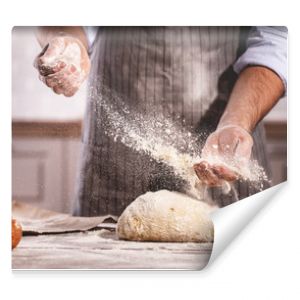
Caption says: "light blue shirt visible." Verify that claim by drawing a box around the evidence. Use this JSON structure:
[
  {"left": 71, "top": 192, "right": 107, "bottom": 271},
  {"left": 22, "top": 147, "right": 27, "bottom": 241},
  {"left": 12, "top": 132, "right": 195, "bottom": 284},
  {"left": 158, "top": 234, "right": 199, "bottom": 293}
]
[
  {"left": 234, "top": 26, "right": 287, "bottom": 90},
  {"left": 84, "top": 26, "right": 287, "bottom": 91}
]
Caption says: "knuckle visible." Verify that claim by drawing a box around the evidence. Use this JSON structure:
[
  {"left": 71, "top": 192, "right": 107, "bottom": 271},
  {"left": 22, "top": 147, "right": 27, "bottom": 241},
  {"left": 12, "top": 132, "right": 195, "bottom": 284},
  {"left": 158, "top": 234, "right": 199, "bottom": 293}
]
[
  {"left": 53, "top": 86, "right": 62, "bottom": 95},
  {"left": 64, "top": 91, "right": 75, "bottom": 97},
  {"left": 66, "top": 87, "right": 78, "bottom": 97},
  {"left": 45, "top": 81, "right": 52, "bottom": 88},
  {"left": 45, "top": 78, "right": 55, "bottom": 88},
  {"left": 70, "top": 65, "right": 77, "bottom": 73}
]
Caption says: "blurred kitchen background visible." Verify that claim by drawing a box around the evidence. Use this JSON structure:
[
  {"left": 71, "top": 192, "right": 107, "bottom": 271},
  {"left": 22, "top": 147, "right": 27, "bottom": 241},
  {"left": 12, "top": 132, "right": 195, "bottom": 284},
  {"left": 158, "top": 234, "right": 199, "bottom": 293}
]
[{"left": 12, "top": 27, "right": 287, "bottom": 214}]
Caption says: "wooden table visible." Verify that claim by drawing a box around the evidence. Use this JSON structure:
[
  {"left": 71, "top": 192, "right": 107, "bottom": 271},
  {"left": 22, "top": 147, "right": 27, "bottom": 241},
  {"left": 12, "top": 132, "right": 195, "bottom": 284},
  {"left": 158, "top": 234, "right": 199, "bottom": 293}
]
[{"left": 12, "top": 229, "right": 213, "bottom": 270}]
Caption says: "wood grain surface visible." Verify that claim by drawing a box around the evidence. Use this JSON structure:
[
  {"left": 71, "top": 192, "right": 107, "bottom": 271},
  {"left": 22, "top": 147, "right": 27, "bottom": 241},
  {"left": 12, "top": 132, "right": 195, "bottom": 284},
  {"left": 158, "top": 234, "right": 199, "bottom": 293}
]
[{"left": 12, "top": 229, "right": 213, "bottom": 270}]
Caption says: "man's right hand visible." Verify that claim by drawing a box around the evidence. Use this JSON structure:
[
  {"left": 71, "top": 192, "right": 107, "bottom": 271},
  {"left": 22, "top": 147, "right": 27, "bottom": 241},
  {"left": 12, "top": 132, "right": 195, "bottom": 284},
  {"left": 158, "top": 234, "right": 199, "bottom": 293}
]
[
  {"left": 34, "top": 35, "right": 90, "bottom": 97},
  {"left": 193, "top": 125, "right": 253, "bottom": 186}
]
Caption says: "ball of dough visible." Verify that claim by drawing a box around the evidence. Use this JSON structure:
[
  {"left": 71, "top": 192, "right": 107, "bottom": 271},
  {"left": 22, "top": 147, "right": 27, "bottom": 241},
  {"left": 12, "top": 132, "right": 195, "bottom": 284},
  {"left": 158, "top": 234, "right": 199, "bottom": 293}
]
[
  {"left": 12, "top": 219, "right": 22, "bottom": 249},
  {"left": 117, "top": 190, "right": 215, "bottom": 242}
]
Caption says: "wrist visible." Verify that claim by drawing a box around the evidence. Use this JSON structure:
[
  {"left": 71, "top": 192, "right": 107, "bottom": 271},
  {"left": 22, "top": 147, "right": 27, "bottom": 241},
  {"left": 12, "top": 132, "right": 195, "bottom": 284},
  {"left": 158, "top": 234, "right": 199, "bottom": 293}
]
[
  {"left": 217, "top": 122, "right": 252, "bottom": 135},
  {"left": 217, "top": 114, "right": 253, "bottom": 133}
]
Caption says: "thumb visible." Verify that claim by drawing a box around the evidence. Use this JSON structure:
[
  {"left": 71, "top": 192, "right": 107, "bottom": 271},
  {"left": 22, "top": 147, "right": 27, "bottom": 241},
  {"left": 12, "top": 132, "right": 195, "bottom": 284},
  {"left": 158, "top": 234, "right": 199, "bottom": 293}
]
[
  {"left": 41, "top": 38, "right": 65, "bottom": 63},
  {"left": 35, "top": 39, "right": 66, "bottom": 75}
]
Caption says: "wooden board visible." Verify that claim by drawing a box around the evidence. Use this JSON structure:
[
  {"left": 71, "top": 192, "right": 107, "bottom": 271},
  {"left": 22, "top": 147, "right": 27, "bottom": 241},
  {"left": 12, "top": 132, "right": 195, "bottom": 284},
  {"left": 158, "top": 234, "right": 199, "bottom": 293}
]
[{"left": 12, "top": 229, "right": 213, "bottom": 270}]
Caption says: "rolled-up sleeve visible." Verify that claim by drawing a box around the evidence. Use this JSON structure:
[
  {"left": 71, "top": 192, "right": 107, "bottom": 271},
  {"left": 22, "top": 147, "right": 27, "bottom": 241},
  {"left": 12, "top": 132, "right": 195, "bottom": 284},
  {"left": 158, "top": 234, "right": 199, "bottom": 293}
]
[{"left": 234, "top": 26, "right": 288, "bottom": 91}]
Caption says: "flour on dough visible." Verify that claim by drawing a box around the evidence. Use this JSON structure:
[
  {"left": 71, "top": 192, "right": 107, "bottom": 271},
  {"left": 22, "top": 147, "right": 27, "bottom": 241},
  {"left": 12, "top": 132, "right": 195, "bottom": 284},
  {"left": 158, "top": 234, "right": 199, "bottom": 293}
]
[{"left": 117, "top": 190, "right": 216, "bottom": 243}]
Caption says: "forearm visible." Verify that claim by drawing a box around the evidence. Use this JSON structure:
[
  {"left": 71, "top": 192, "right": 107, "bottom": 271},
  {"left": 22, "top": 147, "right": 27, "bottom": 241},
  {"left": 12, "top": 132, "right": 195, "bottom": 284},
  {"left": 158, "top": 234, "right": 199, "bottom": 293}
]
[
  {"left": 36, "top": 26, "right": 88, "bottom": 51},
  {"left": 218, "top": 66, "right": 285, "bottom": 132}
]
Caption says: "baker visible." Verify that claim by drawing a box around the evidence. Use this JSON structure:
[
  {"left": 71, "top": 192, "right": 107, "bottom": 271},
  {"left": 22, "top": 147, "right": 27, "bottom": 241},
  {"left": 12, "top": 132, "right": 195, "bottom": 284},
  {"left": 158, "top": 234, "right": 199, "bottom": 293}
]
[{"left": 34, "top": 26, "right": 287, "bottom": 216}]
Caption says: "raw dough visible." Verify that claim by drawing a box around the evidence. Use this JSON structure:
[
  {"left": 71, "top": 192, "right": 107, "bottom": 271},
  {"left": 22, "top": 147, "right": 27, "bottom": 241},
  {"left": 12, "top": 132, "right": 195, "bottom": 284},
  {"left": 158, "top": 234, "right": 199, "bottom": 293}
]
[{"left": 117, "top": 190, "right": 216, "bottom": 242}]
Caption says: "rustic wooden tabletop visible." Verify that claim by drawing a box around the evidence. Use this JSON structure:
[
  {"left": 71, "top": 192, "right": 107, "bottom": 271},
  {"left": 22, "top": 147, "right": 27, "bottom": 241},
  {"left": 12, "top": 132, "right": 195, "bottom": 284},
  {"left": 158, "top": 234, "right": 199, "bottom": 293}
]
[{"left": 12, "top": 229, "right": 213, "bottom": 270}]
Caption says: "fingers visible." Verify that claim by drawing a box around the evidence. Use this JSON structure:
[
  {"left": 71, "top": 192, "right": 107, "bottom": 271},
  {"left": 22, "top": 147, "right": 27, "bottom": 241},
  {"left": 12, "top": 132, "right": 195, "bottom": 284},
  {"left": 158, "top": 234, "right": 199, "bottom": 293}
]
[
  {"left": 210, "top": 164, "right": 238, "bottom": 182},
  {"left": 52, "top": 80, "right": 78, "bottom": 97},
  {"left": 194, "top": 161, "right": 238, "bottom": 187},
  {"left": 44, "top": 64, "right": 76, "bottom": 86},
  {"left": 194, "top": 161, "right": 223, "bottom": 186},
  {"left": 38, "top": 61, "right": 66, "bottom": 76},
  {"left": 39, "top": 64, "right": 81, "bottom": 97},
  {"left": 34, "top": 44, "right": 49, "bottom": 70},
  {"left": 38, "top": 38, "right": 65, "bottom": 66},
  {"left": 34, "top": 36, "right": 90, "bottom": 97},
  {"left": 34, "top": 39, "right": 66, "bottom": 76}
]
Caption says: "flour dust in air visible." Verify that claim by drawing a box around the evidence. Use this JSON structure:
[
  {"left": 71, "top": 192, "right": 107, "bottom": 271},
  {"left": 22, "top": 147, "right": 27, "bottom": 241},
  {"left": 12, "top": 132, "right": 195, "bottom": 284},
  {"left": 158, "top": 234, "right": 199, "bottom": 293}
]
[{"left": 88, "top": 80, "right": 268, "bottom": 204}]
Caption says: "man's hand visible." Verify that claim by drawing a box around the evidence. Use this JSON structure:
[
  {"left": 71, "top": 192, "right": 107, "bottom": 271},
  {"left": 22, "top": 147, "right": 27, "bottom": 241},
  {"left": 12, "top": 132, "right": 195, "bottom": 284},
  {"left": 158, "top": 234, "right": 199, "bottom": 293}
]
[
  {"left": 202, "top": 125, "right": 253, "bottom": 164},
  {"left": 194, "top": 66, "right": 284, "bottom": 187},
  {"left": 34, "top": 35, "right": 90, "bottom": 97},
  {"left": 194, "top": 125, "right": 253, "bottom": 186}
]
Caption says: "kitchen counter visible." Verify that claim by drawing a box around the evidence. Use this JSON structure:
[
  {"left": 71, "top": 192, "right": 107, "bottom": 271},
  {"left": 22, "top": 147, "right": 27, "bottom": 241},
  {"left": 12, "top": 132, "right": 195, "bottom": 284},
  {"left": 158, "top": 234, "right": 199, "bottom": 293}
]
[{"left": 12, "top": 229, "right": 213, "bottom": 270}]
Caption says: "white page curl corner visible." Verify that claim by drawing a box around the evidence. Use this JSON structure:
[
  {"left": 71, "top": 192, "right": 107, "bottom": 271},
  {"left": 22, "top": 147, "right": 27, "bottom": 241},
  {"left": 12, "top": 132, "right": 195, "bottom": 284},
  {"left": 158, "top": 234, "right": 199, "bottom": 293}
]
[{"left": 207, "top": 182, "right": 287, "bottom": 267}]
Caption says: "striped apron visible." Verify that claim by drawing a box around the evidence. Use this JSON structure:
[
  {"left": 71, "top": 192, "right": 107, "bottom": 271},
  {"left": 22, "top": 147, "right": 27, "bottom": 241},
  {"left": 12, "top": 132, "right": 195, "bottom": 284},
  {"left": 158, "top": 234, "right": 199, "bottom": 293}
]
[{"left": 74, "top": 27, "right": 270, "bottom": 217}]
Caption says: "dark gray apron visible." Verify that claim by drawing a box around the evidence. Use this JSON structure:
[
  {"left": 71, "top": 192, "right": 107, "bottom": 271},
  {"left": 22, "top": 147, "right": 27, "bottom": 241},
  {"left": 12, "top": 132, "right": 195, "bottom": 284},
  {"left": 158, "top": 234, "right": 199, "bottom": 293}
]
[{"left": 74, "top": 27, "right": 270, "bottom": 217}]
